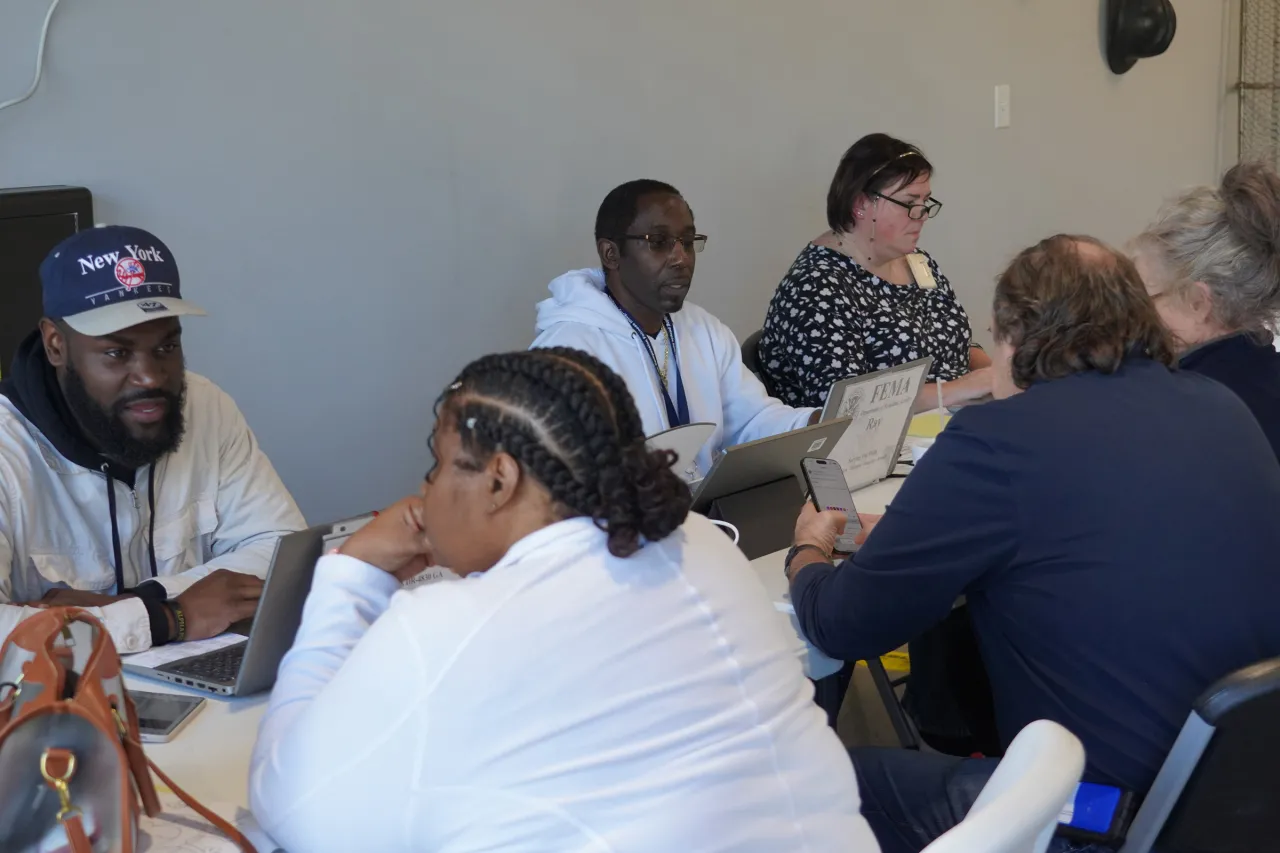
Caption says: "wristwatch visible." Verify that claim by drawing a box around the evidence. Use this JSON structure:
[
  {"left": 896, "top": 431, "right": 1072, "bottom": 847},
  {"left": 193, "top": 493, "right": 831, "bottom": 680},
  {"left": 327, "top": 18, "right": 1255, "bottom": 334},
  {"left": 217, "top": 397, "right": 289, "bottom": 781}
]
[{"left": 784, "top": 543, "right": 831, "bottom": 577}]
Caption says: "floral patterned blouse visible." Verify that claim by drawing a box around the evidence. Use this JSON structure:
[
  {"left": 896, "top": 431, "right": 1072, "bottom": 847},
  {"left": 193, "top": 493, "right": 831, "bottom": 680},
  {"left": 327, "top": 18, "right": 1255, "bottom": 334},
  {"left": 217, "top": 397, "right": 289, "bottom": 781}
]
[{"left": 758, "top": 244, "right": 974, "bottom": 407}]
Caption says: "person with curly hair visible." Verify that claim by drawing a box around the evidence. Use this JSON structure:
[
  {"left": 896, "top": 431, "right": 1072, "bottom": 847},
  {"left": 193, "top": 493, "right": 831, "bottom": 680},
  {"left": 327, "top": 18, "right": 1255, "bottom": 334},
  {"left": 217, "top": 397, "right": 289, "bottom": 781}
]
[{"left": 250, "top": 347, "right": 876, "bottom": 853}]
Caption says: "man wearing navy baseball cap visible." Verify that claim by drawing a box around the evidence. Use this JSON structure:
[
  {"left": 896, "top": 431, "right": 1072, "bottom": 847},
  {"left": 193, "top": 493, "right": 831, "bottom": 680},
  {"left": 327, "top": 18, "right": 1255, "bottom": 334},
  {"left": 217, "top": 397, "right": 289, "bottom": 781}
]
[{"left": 0, "top": 225, "right": 305, "bottom": 653}]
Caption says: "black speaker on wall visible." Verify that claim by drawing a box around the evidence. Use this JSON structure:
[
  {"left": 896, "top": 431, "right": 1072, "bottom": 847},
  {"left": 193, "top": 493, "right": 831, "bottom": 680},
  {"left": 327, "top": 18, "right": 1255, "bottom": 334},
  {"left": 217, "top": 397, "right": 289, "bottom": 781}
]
[
  {"left": 0, "top": 186, "right": 93, "bottom": 377},
  {"left": 1106, "top": 0, "right": 1177, "bottom": 75}
]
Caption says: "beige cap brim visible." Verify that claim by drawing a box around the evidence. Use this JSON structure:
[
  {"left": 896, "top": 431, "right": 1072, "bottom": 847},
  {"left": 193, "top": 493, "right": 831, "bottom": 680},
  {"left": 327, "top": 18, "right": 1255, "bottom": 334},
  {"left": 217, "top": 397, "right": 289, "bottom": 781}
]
[{"left": 62, "top": 297, "right": 207, "bottom": 337}]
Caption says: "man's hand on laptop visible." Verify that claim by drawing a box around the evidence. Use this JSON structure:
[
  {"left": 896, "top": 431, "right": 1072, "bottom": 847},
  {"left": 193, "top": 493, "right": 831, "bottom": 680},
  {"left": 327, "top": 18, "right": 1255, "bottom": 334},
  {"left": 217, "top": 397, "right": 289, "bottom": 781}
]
[
  {"left": 175, "top": 569, "right": 265, "bottom": 641},
  {"left": 340, "top": 495, "right": 435, "bottom": 582}
]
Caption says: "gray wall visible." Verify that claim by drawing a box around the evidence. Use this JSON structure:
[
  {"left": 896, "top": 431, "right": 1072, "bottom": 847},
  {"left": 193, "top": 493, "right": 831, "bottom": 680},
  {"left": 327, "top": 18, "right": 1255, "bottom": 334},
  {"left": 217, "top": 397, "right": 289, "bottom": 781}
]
[{"left": 0, "top": 0, "right": 1234, "bottom": 522}]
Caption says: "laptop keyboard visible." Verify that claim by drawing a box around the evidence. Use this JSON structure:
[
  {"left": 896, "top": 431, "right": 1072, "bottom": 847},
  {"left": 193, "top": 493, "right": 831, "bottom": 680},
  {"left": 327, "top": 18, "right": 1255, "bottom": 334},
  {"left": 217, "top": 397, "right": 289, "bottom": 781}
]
[{"left": 166, "top": 643, "right": 246, "bottom": 684}]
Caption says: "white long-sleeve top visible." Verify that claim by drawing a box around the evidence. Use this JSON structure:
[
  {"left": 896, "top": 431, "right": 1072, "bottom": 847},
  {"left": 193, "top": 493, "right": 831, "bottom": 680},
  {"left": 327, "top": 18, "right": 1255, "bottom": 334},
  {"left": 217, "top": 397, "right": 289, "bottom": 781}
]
[
  {"left": 532, "top": 268, "right": 817, "bottom": 476},
  {"left": 250, "top": 513, "right": 875, "bottom": 853},
  {"left": 0, "top": 373, "right": 306, "bottom": 652}
]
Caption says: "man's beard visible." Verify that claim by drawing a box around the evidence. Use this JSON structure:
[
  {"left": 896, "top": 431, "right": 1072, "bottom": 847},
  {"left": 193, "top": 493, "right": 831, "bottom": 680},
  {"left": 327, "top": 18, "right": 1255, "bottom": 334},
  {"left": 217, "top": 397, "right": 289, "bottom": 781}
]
[{"left": 63, "top": 362, "right": 187, "bottom": 469}]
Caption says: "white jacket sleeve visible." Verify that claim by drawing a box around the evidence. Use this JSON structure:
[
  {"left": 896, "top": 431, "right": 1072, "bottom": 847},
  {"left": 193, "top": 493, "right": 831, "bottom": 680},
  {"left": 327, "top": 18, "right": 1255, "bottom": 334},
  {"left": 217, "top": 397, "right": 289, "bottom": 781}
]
[
  {"left": 150, "top": 386, "right": 306, "bottom": 598},
  {"left": 713, "top": 318, "right": 817, "bottom": 446},
  {"left": 0, "top": 468, "right": 151, "bottom": 652},
  {"left": 249, "top": 555, "right": 421, "bottom": 853},
  {"left": 0, "top": 599, "right": 150, "bottom": 654}
]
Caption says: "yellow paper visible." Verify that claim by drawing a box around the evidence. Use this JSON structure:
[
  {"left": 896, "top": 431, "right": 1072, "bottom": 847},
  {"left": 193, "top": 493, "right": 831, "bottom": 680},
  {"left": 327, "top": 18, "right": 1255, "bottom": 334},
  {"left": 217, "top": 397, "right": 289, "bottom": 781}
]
[
  {"left": 880, "top": 649, "right": 911, "bottom": 673},
  {"left": 908, "top": 413, "right": 948, "bottom": 438},
  {"left": 855, "top": 650, "right": 911, "bottom": 673}
]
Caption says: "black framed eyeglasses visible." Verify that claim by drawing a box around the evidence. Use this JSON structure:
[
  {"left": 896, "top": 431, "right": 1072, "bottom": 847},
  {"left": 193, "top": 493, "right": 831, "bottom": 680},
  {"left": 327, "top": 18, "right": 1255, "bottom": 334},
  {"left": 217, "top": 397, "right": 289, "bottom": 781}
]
[
  {"left": 622, "top": 234, "right": 708, "bottom": 254},
  {"left": 871, "top": 192, "right": 942, "bottom": 221}
]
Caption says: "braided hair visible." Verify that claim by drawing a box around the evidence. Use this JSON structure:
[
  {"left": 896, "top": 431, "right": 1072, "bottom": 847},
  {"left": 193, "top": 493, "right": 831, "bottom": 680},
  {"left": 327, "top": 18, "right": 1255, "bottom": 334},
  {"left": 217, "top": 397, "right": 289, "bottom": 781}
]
[{"left": 437, "top": 347, "right": 691, "bottom": 557}]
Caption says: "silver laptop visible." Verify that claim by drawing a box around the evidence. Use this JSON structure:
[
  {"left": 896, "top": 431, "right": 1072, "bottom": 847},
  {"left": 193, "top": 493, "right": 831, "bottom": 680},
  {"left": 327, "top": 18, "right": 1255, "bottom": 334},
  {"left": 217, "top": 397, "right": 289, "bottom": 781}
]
[
  {"left": 124, "top": 516, "right": 372, "bottom": 696},
  {"left": 690, "top": 418, "right": 852, "bottom": 514}
]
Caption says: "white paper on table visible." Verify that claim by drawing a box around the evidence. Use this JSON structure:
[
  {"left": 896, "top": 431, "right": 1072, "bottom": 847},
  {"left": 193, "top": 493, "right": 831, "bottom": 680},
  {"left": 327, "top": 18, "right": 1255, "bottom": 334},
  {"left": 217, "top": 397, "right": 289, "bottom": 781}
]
[
  {"left": 646, "top": 422, "right": 716, "bottom": 483},
  {"left": 121, "top": 633, "right": 244, "bottom": 669},
  {"left": 139, "top": 790, "right": 285, "bottom": 852}
]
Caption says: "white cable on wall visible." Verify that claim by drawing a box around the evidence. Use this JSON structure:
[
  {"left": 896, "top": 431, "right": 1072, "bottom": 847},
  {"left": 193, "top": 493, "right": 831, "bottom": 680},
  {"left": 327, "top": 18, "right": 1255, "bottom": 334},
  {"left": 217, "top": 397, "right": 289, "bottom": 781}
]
[{"left": 0, "top": 0, "right": 64, "bottom": 114}]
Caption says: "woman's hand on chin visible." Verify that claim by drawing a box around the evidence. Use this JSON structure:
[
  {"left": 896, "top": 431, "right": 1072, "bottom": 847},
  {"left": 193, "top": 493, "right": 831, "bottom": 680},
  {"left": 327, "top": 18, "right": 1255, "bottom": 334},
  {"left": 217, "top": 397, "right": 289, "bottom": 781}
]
[{"left": 340, "top": 496, "right": 436, "bottom": 582}]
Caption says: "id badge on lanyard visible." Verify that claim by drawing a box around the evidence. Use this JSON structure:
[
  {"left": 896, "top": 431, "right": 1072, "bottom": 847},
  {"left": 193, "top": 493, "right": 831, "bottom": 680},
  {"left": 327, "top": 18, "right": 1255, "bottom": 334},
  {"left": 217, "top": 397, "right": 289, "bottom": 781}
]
[
  {"left": 639, "top": 317, "right": 689, "bottom": 428},
  {"left": 608, "top": 295, "right": 691, "bottom": 429}
]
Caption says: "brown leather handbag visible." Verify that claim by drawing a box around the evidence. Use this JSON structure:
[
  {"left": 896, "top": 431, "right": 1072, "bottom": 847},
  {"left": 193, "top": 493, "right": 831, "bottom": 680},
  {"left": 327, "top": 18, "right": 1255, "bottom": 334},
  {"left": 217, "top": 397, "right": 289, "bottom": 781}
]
[{"left": 0, "top": 607, "right": 257, "bottom": 853}]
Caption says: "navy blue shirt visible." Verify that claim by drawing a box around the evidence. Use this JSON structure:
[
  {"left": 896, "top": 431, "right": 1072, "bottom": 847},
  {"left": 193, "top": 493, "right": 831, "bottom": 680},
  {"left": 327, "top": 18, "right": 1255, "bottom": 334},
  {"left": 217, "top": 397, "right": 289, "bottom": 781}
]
[
  {"left": 790, "top": 357, "right": 1280, "bottom": 792},
  {"left": 1180, "top": 332, "right": 1280, "bottom": 462}
]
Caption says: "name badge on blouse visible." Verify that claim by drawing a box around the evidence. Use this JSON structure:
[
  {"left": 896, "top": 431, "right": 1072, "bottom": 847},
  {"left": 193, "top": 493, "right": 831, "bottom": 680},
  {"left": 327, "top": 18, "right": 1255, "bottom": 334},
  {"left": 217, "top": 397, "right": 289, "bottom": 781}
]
[{"left": 906, "top": 253, "right": 937, "bottom": 289}]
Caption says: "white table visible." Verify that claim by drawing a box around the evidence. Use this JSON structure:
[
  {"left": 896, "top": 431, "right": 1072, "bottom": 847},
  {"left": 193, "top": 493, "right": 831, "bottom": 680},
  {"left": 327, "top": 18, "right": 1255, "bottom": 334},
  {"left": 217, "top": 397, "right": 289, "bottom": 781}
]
[
  {"left": 135, "top": 474, "right": 907, "bottom": 814},
  {"left": 747, "top": 475, "right": 904, "bottom": 681},
  {"left": 129, "top": 674, "right": 265, "bottom": 811}
]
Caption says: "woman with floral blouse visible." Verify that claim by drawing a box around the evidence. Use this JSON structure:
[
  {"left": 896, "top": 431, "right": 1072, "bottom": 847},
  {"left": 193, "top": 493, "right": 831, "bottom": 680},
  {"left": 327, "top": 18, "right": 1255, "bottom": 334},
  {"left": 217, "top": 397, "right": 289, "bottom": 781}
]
[{"left": 760, "top": 134, "right": 992, "bottom": 412}]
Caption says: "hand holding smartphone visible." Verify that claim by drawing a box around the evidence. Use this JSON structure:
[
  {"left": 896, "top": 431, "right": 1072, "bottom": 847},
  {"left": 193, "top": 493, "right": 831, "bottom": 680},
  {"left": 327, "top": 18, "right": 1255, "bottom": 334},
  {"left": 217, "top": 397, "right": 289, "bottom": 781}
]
[{"left": 800, "top": 457, "right": 862, "bottom": 553}]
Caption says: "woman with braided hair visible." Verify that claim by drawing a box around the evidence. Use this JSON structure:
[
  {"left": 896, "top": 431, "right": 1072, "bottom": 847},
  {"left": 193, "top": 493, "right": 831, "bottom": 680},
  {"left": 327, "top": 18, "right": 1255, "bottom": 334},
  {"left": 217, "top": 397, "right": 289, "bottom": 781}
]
[{"left": 250, "top": 347, "right": 877, "bottom": 853}]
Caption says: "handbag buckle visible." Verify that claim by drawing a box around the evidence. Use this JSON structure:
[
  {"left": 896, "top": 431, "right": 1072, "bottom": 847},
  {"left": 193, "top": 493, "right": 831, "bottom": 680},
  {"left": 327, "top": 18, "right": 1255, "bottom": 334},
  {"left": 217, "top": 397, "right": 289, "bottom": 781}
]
[
  {"left": 0, "top": 673, "right": 22, "bottom": 703},
  {"left": 40, "top": 749, "right": 81, "bottom": 821}
]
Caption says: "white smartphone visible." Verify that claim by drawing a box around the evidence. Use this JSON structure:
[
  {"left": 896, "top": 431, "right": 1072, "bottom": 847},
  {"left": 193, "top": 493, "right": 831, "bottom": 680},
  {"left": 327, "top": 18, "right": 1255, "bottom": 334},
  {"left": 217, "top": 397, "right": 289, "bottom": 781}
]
[
  {"left": 132, "top": 690, "right": 205, "bottom": 743},
  {"left": 800, "top": 456, "right": 863, "bottom": 554}
]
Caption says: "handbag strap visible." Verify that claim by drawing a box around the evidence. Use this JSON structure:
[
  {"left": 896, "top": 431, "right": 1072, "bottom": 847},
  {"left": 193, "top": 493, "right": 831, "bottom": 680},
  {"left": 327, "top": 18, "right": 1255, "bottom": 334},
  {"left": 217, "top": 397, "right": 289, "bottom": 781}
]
[
  {"left": 113, "top": 716, "right": 257, "bottom": 852},
  {"left": 46, "top": 765, "right": 255, "bottom": 853},
  {"left": 59, "top": 813, "right": 93, "bottom": 853},
  {"left": 144, "top": 752, "right": 259, "bottom": 853}
]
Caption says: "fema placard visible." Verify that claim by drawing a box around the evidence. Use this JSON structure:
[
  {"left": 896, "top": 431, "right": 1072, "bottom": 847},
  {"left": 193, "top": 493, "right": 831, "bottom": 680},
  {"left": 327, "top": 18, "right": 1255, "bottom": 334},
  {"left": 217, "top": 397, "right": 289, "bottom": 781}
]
[{"left": 825, "top": 357, "right": 932, "bottom": 491}]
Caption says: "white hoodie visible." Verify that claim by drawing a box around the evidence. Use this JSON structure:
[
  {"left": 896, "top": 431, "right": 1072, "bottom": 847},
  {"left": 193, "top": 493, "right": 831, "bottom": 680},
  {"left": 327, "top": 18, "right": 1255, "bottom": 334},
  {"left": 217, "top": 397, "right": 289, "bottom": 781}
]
[{"left": 532, "top": 269, "right": 815, "bottom": 474}]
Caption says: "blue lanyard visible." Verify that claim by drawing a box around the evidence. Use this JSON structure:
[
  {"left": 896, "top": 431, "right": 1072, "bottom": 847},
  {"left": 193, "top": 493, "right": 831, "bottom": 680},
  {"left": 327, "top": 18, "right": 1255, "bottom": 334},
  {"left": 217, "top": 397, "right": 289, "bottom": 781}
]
[{"left": 607, "top": 294, "right": 690, "bottom": 428}]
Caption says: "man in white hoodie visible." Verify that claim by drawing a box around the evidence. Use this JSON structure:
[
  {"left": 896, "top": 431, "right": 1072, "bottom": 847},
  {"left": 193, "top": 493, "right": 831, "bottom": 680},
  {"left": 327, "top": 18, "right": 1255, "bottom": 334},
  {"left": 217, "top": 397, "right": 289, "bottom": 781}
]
[
  {"left": 0, "top": 225, "right": 305, "bottom": 653},
  {"left": 532, "top": 180, "right": 817, "bottom": 477}
]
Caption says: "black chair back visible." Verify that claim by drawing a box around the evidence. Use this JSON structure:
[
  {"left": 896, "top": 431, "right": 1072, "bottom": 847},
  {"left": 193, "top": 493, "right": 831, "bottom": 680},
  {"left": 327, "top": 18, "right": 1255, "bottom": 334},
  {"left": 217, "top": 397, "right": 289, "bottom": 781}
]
[
  {"left": 1120, "top": 657, "right": 1280, "bottom": 853},
  {"left": 741, "top": 329, "right": 764, "bottom": 379}
]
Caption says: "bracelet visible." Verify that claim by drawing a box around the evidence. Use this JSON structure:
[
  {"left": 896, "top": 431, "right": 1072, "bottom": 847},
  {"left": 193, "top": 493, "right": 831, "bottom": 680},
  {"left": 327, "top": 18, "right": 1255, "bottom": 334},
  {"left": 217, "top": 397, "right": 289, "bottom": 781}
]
[
  {"left": 168, "top": 602, "right": 187, "bottom": 643},
  {"left": 784, "top": 544, "right": 831, "bottom": 577}
]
